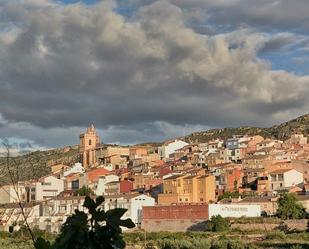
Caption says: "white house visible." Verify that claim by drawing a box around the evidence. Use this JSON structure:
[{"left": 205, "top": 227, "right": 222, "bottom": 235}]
[
  {"left": 0, "top": 202, "right": 41, "bottom": 232},
  {"left": 269, "top": 168, "right": 303, "bottom": 191},
  {"left": 34, "top": 175, "right": 65, "bottom": 201},
  {"left": 158, "top": 140, "right": 189, "bottom": 161},
  {"left": 95, "top": 174, "right": 119, "bottom": 196},
  {"left": 63, "top": 163, "right": 84, "bottom": 177},
  {"left": 103, "top": 193, "right": 155, "bottom": 225},
  {"left": 0, "top": 196, "right": 86, "bottom": 233}
]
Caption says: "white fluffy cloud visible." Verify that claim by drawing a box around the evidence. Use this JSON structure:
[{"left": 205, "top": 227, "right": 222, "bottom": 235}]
[{"left": 0, "top": 0, "right": 308, "bottom": 147}]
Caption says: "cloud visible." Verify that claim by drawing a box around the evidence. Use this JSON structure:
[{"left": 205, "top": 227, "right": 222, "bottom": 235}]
[
  {"left": 292, "top": 56, "right": 309, "bottom": 65},
  {"left": 166, "top": 0, "right": 309, "bottom": 33},
  {"left": 0, "top": 0, "right": 308, "bottom": 147},
  {"left": 258, "top": 33, "right": 297, "bottom": 53}
]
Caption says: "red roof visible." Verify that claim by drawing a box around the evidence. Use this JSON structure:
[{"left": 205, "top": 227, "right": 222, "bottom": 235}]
[
  {"left": 159, "top": 167, "right": 172, "bottom": 177},
  {"left": 87, "top": 168, "right": 110, "bottom": 182}
]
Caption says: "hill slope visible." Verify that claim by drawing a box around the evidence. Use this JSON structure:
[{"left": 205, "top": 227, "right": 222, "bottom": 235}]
[
  {"left": 0, "top": 145, "right": 80, "bottom": 184},
  {"left": 183, "top": 113, "right": 309, "bottom": 143}
]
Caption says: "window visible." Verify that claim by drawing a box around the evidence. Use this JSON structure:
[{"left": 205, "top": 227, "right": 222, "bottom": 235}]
[
  {"left": 280, "top": 183, "right": 283, "bottom": 187},
  {"left": 89, "top": 140, "right": 92, "bottom": 146},
  {"left": 271, "top": 175, "right": 276, "bottom": 181},
  {"left": 278, "top": 174, "right": 284, "bottom": 181},
  {"left": 200, "top": 198, "right": 203, "bottom": 202}
]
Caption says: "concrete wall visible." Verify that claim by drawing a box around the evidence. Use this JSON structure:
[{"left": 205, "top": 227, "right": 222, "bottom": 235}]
[{"left": 284, "top": 169, "right": 303, "bottom": 187}]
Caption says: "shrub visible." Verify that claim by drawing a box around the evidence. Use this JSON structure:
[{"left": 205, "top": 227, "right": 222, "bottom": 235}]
[
  {"left": 205, "top": 215, "right": 230, "bottom": 232},
  {"left": 210, "top": 239, "right": 229, "bottom": 249},
  {"left": 193, "top": 238, "right": 211, "bottom": 249},
  {"left": 290, "top": 245, "right": 303, "bottom": 249},
  {"left": 265, "top": 230, "right": 287, "bottom": 240},
  {"left": 276, "top": 193, "right": 307, "bottom": 219},
  {"left": 157, "top": 238, "right": 211, "bottom": 249},
  {"left": 227, "top": 240, "right": 244, "bottom": 249}
]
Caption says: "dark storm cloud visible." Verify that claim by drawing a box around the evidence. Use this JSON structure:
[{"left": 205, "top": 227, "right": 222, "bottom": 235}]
[{"left": 0, "top": 0, "right": 308, "bottom": 147}]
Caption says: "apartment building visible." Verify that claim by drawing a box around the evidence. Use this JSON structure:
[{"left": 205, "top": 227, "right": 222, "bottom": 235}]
[{"left": 158, "top": 174, "right": 215, "bottom": 205}]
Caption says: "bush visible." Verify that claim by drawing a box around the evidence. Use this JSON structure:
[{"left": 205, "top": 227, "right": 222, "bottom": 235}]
[
  {"left": 205, "top": 215, "right": 230, "bottom": 232},
  {"left": 276, "top": 193, "right": 307, "bottom": 219},
  {"left": 210, "top": 239, "right": 229, "bottom": 249},
  {"left": 157, "top": 238, "right": 211, "bottom": 249},
  {"left": 290, "top": 245, "right": 303, "bottom": 249},
  {"left": 218, "top": 192, "right": 240, "bottom": 201},
  {"left": 265, "top": 230, "right": 287, "bottom": 240}
]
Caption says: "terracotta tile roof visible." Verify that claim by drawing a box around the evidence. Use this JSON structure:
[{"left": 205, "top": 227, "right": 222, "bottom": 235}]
[
  {"left": 164, "top": 175, "right": 184, "bottom": 180},
  {"left": 269, "top": 168, "right": 294, "bottom": 174},
  {"left": 87, "top": 168, "right": 110, "bottom": 182}
]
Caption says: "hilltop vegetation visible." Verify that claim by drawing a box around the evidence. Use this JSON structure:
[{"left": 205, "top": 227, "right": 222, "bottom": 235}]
[
  {"left": 184, "top": 113, "right": 309, "bottom": 143},
  {"left": 0, "top": 146, "right": 80, "bottom": 184}
]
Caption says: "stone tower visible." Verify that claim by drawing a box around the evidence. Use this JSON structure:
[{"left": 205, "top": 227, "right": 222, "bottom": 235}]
[{"left": 79, "top": 124, "right": 100, "bottom": 168}]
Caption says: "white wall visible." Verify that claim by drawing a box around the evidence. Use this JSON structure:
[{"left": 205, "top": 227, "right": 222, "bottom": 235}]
[
  {"left": 0, "top": 185, "right": 18, "bottom": 204},
  {"left": 63, "top": 163, "right": 84, "bottom": 177},
  {"left": 159, "top": 140, "right": 189, "bottom": 160},
  {"left": 208, "top": 204, "right": 261, "bottom": 218},
  {"left": 35, "top": 176, "right": 64, "bottom": 201},
  {"left": 130, "top": 194, "right": 155, "bottom": 224},
  {"left": 284, "top": 169, "right": 303, "bottom": 187},
  {"left": 95, "top": 174, "right": 119, "bottom": 196}
]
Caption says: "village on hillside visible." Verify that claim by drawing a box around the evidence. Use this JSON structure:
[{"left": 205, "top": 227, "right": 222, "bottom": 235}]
[{"left": 0, "top": 125, "right": 309, "bottom": 233}]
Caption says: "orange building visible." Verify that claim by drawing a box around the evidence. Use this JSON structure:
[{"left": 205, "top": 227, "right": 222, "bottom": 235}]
[
  {"left": 79, "top": 125, "right": 100, "bottom": 168},
  {"left": 225, "top": 168, "right": 243, "bottom": 192}
]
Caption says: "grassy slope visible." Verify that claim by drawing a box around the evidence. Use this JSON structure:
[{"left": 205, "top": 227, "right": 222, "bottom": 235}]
[
  {"left": 0, "top": 145, "right": 80, "bottom": 184},
  {"left": 183, "top": 113, "right": 309, "bottom": 143}
]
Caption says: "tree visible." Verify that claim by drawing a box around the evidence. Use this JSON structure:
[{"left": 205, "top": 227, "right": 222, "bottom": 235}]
[
  {"left": 276, "top": 193, "right": 307, "bottom": 219},
  {"left": 205, "top": 215, "right": 230, "bottom": 232},
  {"left": 76, "top": 185, "right": 95, "bottom": 196},
  {"left": 218, "top": 192, "right": 240, "bottom": 201},
  {"left": 34, "top": 196, "right": 135, "bottom": 249}
]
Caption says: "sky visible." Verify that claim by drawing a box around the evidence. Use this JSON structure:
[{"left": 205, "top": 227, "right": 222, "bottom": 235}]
[{"left": 0, "top": 0, "right": 308, "bottom": 151}]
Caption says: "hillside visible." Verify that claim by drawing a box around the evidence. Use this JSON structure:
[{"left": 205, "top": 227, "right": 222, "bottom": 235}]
[
  {"left": 0, "top": 145, "right": 80, "bottom": 185},
  {"left": 183, "top": 113, "right": 309, "bottom": 143},
  {"left": 0, "top": 113, "right": 308, "bottom": 184}
]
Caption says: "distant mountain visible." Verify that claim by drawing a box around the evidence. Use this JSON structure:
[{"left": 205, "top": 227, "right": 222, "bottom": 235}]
[
  {"left": 0, "top": 145, "right": 80, "bottom": 184},
  {"left": 183, "top": 113, "right": 309, "bottom": 143}
]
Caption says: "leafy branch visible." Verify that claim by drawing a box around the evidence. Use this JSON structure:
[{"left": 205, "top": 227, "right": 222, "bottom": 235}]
[{"left": 35, "top": 196, "right": 135, "bottom": 249}]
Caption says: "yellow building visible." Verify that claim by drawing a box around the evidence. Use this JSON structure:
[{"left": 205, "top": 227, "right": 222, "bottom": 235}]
[{"left": 158, "top": 174, "right": 215, "bottom": 205}]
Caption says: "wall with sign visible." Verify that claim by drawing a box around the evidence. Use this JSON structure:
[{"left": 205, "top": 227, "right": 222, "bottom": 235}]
[{"left": 208, "top": 204, "right": 260, "bottom": 218}]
